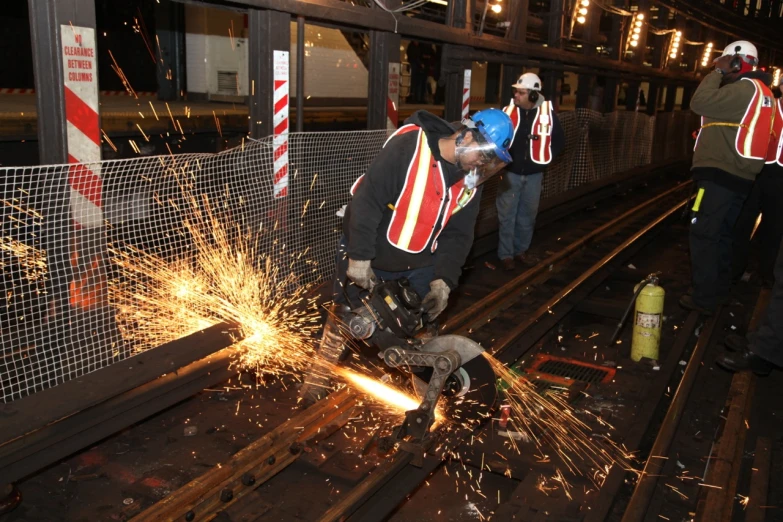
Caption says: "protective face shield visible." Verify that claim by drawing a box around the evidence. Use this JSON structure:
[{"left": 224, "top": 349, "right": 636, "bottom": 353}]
[{"left": 455, "top": 109, "right": 514, "bottom": 189}]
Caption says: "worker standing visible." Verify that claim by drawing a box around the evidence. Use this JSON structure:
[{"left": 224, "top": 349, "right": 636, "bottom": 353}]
[
  {"left": 496, "top": 73, "right": 565, "bottom": 271},
  {"left": 680, "top": 41, "right": 774, "bottom": 315},
  {"left": 299, "top": 109, "right": 514, "bottom": 404},
  {"left": 730, "top": 83, "right": 783, "bottom": 289}
]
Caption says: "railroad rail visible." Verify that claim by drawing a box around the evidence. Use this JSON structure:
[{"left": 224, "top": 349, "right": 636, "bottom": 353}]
[{"left": 130, "top": 183, "right": 704, "bottom": 521}]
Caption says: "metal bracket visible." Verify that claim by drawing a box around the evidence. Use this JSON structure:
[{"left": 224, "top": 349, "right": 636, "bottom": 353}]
[{"left": 382, "top": 346, "right": 462, "bottom": 441}]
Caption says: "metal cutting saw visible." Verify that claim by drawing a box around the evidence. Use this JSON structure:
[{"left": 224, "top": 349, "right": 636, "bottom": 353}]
[{"left": 341, "top": 278, "right": 498, "bottom": 455}]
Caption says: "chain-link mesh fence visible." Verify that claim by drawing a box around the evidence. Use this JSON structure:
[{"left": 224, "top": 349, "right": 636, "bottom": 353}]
[{"left": 1, "top": 109, "right": 698, "bottom": 402}]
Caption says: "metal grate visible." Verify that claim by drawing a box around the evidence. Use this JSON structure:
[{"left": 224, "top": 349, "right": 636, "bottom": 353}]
[
  {"left": 536, "top": 360, "right": 610, "bottom": 384},
  {"left": 217, "top": 71, "right": 239, "bottom": 94},
  {"left": 528, "top": 354, "right": 615, "bottom": 385}
]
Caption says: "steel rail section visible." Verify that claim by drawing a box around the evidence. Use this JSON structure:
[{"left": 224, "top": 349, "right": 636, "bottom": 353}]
[
  {"left": 583, "top": 311, "right": 701, "bottom": 522},
  {"left": 131, "top": 388, "right": 358, "bottom": 522},
  {"left": 317, "top": 196, "right": 694, "bottom": 522},
  {"left": 620, "top": 311, "right": 720, "bottom": 522},
  {"left": 443, "top": 181, "right": 692, "bottom": 336},
  {"left": 124, "top": 184, "right": 693, "bottom": 522},
  {"left": 0, "top": 163, "right": 689, "bottom": 488}
]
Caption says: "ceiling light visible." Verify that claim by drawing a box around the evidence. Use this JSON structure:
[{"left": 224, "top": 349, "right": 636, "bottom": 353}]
[
  {"left": 577, "top": 15, "right": 586, "bottom": 23},
  {"left": 630, "top": 40, "right": 638, "bottom": 47},
  {"left": 491, "top": 4, "right": 501, "bottom": 13},
  {"left": 579, "top": 7, "right": 587, "bottom": 14}
]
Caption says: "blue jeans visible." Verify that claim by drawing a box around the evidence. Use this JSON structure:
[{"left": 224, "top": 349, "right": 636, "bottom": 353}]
[{"left": 495, "top": 172, "right": 543, "bottom": 260}]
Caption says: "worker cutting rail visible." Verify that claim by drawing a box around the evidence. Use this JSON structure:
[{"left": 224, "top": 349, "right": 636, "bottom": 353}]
[{"left": 298, "top": 108, "right": 515, "bottom": 447}]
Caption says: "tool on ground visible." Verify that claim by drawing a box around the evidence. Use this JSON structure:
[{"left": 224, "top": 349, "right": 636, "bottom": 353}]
[{"left": 344, "top": 279, "right": 498, "bottom": 461}]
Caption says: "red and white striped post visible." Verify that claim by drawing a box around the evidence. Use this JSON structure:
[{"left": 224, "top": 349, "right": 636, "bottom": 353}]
[
  {"left": 62, "top": 25, "right": 105, "bottom": 311},
  {"left": 461, "top": 69, "right": 472, "bottom": 120},
  {"left": 273, "top": 50, "right": 290, "bottom": 200},
  {"left": 387, "top": 62, "right": 400, "bottom": 131}
]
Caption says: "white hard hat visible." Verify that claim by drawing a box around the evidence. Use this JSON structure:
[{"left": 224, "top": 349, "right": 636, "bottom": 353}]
[
  {"left": 512, "top": 72, "right": 542, "bottom": 91},
  {"left": 718, "top": 40, "right": 759, "bottom": 65}
]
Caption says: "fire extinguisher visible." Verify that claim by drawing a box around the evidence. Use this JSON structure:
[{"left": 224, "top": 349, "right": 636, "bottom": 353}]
[{"left": 608, "top": 273, "right": 665, "bottom": 362}]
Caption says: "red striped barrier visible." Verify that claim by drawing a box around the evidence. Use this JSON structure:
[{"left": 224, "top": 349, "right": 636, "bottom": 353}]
[
  {"left": 273, "top": 50, "right": 289, "bottom": 199},
  {"left": 462, "top": 69, "right": 472, "bottom": 120}
]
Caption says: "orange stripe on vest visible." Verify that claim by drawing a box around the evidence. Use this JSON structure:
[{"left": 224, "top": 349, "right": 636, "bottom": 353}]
[
  {"left": 351, "top": 125, "right": 476, "bottom": 255},
  {"left": 503, "top": 100, "right": 554, "bottom": 165},
  {"left": 766, "top": 98, "right": 783, "bottom": 166},
  {"left": 695, "top": 79, "right": 774, "bottom": 160}
]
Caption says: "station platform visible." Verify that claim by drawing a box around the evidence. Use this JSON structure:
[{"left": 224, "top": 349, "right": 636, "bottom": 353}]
[{"left": 0, "top": 93, "right": 500, "bottom": 139}]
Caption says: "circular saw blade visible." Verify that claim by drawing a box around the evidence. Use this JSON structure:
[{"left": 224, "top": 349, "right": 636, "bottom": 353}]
[{"left": 411, "top": 335, "right": 499, "bottom": 429}]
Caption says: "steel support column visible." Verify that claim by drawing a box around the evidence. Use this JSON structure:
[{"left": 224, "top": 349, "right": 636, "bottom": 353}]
[
  {"left": 29, "top": 0, "right": 97, "bottom": 164},
  {"left": 447, "top": 0, "right": 468, "bottom": 29},
  {"left": 296, "top": 17, "right": 305, "bottom": 132},
  {"left": 368, "top": 30, "right": 401, "bottom": 129},
  {"left": 444, "top": 68, "right": 465, "bottom": 122},
  {"left": 155, "top": 0, "right": 186, "bottom": 101},
  {"left": 500, "top": 64, "right": 522, "bottom": 105},
  {"left": 540, "top": 0, "right": 564, "bottom": 104},
  {"left": 248, "top": 9, "right": 291, "bottom": 138},
  {"left": 506, "top": 0, "right": 529, "bottom": 42},
  {"left": 602, "top": 0, "right": 625, "bottom": 113},
  {"left": 664, "top": 83, "right": 677, "bottom": 112}
]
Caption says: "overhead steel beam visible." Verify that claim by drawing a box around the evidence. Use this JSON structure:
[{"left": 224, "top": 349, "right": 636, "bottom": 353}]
[
  {"left": 209, "top": 0, "right": 699, "bottom": 81},
  {"left": 653, "top": 0, "right": 780, "bottom": 52},
  {"left": 443, "top": 47, "right": 700, "bottom": 84},
  {"left": 248, "top": 9, "right": 291, "bottom": 138}
]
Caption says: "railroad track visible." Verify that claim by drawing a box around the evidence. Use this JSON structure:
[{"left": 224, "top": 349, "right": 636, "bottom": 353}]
[{"left": 126, "top": 179, "right": 716, "bottom": 522}]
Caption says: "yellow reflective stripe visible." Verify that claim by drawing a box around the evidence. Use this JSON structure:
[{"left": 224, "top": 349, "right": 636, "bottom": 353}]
[
  {"left": 692, "top": 187, "right": 705, "bottom": 212},
  {"left": 744, "top": 80, "right": 763, "bottom": 157},
  {"left": 701, "top": 122, "right": 746, "bottom": 130},
  {"left": 397, "top": 132, "right": 432, "bottom": 249},
  {"left": 538, "top": 101, "right": 549, "bottom": 159}
]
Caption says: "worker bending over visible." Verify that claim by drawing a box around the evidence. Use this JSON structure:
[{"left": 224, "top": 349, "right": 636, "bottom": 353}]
[{"left": 300, "top": 109, "right": 514, "bottom": 404}]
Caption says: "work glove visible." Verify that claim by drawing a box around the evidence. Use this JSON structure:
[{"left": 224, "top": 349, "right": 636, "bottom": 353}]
[
  {"left": 421, "top": 279, "right": 450, "bottom": 321},
  {"left": 346, "top": 259, "right": 377, "bottom": 290}
]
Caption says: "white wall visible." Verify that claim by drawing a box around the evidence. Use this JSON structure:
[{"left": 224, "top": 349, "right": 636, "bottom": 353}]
[
  {"left": 290, "top": 23, "right": 368, "bottom": 99},
  {"left": 185, "top": 34, "right": 249, "bottom": 96}
]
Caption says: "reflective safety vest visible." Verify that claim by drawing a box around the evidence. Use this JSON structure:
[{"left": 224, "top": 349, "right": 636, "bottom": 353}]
[
  {"left": 766, "top": 97, "right": 783, "bottom": 166},
  {"left": 695, "top": 78, "right": 774, "bottom": 160},
  {"left": 350, "top": 124, "right": 477, "bottom": 254},
  {"left": 504, "top": 99, "right": 555, "bottom": 165}
]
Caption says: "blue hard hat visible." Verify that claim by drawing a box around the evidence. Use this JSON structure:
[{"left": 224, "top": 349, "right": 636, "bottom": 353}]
[{"left": 469, "top": 108, "right": 514, "bottom": 164}]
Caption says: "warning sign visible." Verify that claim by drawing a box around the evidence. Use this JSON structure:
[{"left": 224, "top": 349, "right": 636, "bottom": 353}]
[
  {"left": 61, "top": 24, "right": 100, "bottom": 166},
  {"left": 62, "top": 26, "right": 98, "bottom": 95}
]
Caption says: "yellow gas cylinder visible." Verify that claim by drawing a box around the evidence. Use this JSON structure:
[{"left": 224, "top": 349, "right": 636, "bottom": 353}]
[{"left": 631, "top": 281, "right": 665, "bottom": 362}]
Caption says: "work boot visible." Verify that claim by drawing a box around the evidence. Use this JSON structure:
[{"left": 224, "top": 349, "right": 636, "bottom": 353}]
[
  {"left": 723, "top": 334, "right": 748, "bottom": 352},
  {"left": 501, "top": 258, "right": 515, "bottom": 271},
  {"left": 515, "top": 252, "right": 536, "bottom": 266},
  {"left": 715, "top": 349, "right": 775, "bottom": 376},
  {"left": 298, "top": 305, "right": 349, "bottom": 406},
  {"left": 678, "top": 294, "right": 714, "bottom": 316}
]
